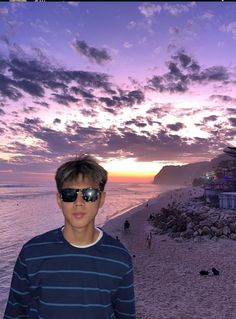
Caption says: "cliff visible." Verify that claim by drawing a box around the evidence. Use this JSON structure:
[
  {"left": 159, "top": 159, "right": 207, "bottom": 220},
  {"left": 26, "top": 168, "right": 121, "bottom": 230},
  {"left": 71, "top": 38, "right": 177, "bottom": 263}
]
[
  {"left": 153, "top": 153, "right": 233, "bottom": 185},
  {"left": 153, "top": 162, "right": 210, "bottom": 185}
]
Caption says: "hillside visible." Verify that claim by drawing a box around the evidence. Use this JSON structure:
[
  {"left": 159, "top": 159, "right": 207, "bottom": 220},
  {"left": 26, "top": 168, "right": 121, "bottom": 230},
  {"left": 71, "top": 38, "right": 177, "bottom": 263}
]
[{"left": 153, "top": 153, "right": 233, "bottom": 185}]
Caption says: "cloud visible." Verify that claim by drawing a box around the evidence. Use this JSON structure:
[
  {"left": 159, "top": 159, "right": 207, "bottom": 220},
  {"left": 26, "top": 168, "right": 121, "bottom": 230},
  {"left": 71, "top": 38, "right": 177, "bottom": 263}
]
[
  {"left": 200, "top": 11, "right": 214, "bottom": 20},
  {"left": 220, "top": 20, "right": 236, "bottom": 39},
  {"left": 229, "top": 117, "right": 236, "bottom": 127},
  {"left": 167, "top": 122, "right": 185, "bottom": 131},
  {"left": 0, "top": 47, "right": 149, "bottom": 119},
  {"left": 1, "top": 34, "right": 234, "bottom": 174},
  {"left": 203, "top": 115, "right": 218, "bottom": 122},
  {"left": 225, "top": 128, "right": 236, "bottom": 138},
  {"left": 123, "top": 42, "right": 133, "bottom": 49},
  {"left": 1, "top": 110, "right": 229, "bottom": 176},
  {"left": 24, "top": 117, "right": 42, "bottom": 126},
  {"left": 210, "top": 94, "right": 236, "bottom": 104},
  {"left": 197, "top": 66, "right": 229, "bottom": 82},
  {"left": 169, "top": 26, "right": 180, "bottom": 36},
  {"left": 99, "top": 89, "right": 145, "bottom": 113},
  {"left": 70, "top": 87, "right": 94, "bottom": 99},
  {"left": 53, "top": 118, "right": 61, "bottom": 125},
  {"left": 16, "top": 79, "right": 45, "bottom": 97},
  {"left": 72, "top": 39, "right": 112, "bottom": 65},
  {"left": 0, "top": 157, "right": 56, "bottom": 177},
  {"left": 0, "top": 73, "right": 23, "bottom": 101},
  {"left": 163, "top": 2, "right": 196, "bottom": 16},
  {"left": 65, "top": 70, "right": 114, "bottom": 94},
  {"left": 23, "top": 106, "right": 38, "bottom": 114},
  {"left": 126, "top": 21, "right": 137, "bottom": 30},
  {"left": 0, "top": 53, "right": 116, "bottom": 107},
  {"left": 34, "top": 101, "right": 49, "bottom": 108},
  {"left": 30, "top": 18, "right": 51, "bottom": 33},
  {"left": 125, "top": 117, "right": 147, "bottom": 128},
  {"left": 138, "top": 3, "right": 161, "bottom": 18},
  {"left": 67, "top": 2, "right": 80, "bottom": 6},
  {"left": 167, "top": 44, "right": 177, "bottom": 53},
  {"left": 30, "top": 124, "right": 108, "bottom": 158},
  {"left": 147, "top": 104, "right": 172, "bottom": 118},
  {"left": 147, "top": 49, "right": 231, "bottom": 93},
  {"left": 227, "top": 108, "right": 236, "bottom": 115},
  {"left": 52, "top": 93, "right": 79, "bottom": 106},
  {"left": 99, "top": 127, "right": 212, "bottom": 162}
]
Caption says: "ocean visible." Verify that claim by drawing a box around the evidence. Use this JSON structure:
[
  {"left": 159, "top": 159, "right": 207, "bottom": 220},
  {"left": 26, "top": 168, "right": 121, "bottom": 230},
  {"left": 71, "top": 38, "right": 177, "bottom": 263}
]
[{"left": 0, "top": 181, "right": 178, "bottom": 315}]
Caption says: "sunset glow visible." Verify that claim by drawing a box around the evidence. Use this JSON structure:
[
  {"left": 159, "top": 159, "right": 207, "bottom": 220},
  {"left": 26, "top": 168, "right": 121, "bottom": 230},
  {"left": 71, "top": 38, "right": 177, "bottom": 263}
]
[{"left": 0, "top": 2, "right": 236, "bottom": 183}]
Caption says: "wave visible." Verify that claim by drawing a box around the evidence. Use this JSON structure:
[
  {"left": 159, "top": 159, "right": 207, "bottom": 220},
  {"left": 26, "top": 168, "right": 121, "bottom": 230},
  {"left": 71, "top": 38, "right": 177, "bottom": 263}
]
[
  {"left": 0, "top": 183, "right": 45, "bottom": 188},
  {"left": 0, "top": 191, "right": 55, "bottom": 200}
]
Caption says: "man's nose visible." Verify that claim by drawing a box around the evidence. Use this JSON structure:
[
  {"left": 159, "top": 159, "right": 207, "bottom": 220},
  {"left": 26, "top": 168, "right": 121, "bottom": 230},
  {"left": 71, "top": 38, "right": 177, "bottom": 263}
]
[{"left": 74, "top": 191, "right": 85, "bottom": 205}]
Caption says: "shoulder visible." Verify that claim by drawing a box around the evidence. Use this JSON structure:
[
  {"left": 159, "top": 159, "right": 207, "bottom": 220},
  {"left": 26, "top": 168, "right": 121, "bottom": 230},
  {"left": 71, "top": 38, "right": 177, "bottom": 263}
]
[
  {"left": 22, "top": 227, "right": 62, "bottom": 248},
  {"left": 100, "top": 229, "right": 132, "bottom": 265},
  {"left": 16, "top": 227, "right": 63, "bottom": 262}
]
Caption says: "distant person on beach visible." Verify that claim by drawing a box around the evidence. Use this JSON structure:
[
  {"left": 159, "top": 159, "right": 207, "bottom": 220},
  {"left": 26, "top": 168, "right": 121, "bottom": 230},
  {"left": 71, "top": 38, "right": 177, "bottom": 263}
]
[
  {"left": 4, "top": 154, "right": 136, "bottom": 319},
  {"left": 146, "top": 232, "right": 152, "bottom": 249},
  {"left": 147, "top": 213, "right": 155, "bottom": 221},
  {"left": 124, "top": 219, "right": 130, "bottom": 233}
]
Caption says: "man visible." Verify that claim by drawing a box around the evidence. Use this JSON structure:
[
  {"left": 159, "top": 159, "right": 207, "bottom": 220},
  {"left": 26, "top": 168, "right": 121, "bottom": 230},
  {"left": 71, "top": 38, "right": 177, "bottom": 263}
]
[{"left": 4, "top": 154, "right": 136, "bottom": 319}]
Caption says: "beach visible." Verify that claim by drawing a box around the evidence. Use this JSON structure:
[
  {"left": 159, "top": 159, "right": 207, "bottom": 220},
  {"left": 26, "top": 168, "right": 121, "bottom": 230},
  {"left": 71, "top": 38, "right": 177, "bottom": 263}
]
[
  {"left": 1, "top": 185, "right": 236, "bottom": 318},
  {"left": 103, "top": 187, "right": 236, "bottom": 319},
  {"left": 0, "top": 182, "right": 176, "bottom": 317}
]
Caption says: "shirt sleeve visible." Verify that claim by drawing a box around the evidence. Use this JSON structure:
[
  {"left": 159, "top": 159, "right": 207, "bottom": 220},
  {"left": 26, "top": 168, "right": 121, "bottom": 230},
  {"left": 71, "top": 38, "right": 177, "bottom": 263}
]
[
  {"left": 3, "top": 248, "right": 31, "bottom": 318},
  {"left": 114, "top": 264, "right": 136, "bottom": 319}
]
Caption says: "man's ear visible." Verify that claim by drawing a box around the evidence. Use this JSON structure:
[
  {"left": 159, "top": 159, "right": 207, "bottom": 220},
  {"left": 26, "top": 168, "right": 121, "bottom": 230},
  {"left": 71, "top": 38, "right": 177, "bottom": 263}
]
[
  {"left": 99, "top": 191, "right": 106, "bottom": 208},
  {"left": 56, "top": 193, "right": 62, "bottom": 210}
]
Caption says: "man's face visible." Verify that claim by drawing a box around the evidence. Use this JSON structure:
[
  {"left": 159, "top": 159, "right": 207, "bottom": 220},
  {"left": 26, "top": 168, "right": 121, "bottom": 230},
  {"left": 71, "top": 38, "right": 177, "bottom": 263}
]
[{"left": 56, "top": 174, "right": 106, "bottom": 231}]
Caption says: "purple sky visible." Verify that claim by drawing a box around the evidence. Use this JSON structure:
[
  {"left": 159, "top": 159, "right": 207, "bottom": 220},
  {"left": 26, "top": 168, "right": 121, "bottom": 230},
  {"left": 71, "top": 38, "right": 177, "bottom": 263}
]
[{"left": 0, "top": 2, "right": 236, "bottom": 183}]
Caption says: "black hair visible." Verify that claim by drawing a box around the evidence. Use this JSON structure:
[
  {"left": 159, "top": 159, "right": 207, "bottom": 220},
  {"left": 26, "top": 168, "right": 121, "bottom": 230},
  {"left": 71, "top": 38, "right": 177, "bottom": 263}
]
[{"left": 55, "top": 154, "right": 108, "bottom": 192}]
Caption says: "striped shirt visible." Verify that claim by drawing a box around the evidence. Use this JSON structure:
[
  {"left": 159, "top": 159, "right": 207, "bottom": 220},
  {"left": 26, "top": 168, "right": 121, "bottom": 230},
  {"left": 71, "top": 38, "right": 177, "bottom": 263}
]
[{"left": 4, "top": 227, "right": 136, "bottom": 319}]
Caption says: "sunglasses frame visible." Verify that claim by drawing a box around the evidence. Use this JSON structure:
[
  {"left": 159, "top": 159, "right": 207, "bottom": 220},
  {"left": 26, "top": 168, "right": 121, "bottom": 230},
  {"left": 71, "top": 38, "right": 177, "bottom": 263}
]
[{"left": 60, "top": 188, "right": 101, "bottom": 203}]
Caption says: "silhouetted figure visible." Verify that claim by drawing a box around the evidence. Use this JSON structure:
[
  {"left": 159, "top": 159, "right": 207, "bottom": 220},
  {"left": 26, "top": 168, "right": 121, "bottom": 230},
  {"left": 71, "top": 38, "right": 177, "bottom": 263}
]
[
  {"left": 199, "top": 270, "right": 209, "bottom": 276},
  {"left": 116, "top": 236, "right": 120, "bottom": 242},
  {"left": 147, "top": 213, "right": 155, "bottom": 221},
  {"left": 146, "top": 232, "right": 152, "bottom": 249},
  {"left": 124, "top": 220, "right": 130, "bottom": 233},
  {"left": 212, "top": 267, "right": 219, "bottom": 275}
]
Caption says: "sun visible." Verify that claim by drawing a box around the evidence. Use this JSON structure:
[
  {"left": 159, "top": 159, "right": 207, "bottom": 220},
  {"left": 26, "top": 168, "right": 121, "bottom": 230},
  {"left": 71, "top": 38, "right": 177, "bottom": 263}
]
[{"left": 102, "top": 158, "right": 177, "bottom": 183}]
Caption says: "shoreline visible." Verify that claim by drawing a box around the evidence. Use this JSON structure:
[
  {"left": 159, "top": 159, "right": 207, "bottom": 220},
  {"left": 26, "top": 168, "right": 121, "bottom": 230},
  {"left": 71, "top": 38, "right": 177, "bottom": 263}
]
[
  {"left": 2, "top": 186, "right": 235, "bottom": 318},
  {"left": 103, "top": 186, "right": 236, "bottom": 319},
  {"left": 103, "top": 185, "right": 197, "bottom": 234}
]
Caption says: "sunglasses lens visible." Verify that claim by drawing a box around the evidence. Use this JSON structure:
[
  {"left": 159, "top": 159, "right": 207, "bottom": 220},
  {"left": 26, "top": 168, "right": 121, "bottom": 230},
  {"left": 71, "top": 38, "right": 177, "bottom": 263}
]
[
  {"left": 61, "top": 188, "right": 100, "bottom": 202},
  {"left": 61, "top": 189, "right": 77, "bottom": 202},
  {"left": 82, "top": 188, "right": 100, "bottom": 202}
]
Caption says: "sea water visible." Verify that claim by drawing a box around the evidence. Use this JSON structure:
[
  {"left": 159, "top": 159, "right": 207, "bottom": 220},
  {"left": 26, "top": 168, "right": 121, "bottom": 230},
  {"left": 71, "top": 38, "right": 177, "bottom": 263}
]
[{"left": 0, "top": 182, "right": 178, "bottom": 315}]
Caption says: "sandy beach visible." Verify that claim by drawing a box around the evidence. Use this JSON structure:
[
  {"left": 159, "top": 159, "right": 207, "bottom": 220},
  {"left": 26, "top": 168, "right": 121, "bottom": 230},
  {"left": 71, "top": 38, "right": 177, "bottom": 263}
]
[{"left": 103, "top": 187, "right": 236, "bottom": 319}]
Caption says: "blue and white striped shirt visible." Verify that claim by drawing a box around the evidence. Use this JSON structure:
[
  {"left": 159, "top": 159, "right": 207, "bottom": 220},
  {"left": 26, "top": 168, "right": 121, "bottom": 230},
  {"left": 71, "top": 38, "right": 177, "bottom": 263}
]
[{"left": 4, "top": 227, "right": 136, "bottom": 319}]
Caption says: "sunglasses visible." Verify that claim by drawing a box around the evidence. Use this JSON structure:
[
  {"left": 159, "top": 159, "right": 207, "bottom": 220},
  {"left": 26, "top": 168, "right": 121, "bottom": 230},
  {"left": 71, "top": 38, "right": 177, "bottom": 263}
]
[{"left": 60, "top": 188, "right": 101, "bottom": 203}]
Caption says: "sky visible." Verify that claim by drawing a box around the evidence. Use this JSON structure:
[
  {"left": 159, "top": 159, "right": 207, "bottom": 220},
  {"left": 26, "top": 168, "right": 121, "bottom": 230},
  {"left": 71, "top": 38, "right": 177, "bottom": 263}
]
[{"left": 0, "top": 1, "right": 236, "bottom": 184}]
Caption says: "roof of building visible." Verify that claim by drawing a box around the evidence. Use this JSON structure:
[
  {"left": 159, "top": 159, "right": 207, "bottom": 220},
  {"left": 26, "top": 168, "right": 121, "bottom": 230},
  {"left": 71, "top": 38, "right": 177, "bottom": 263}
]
[{"left": 223, "top": 147, "right": 236, "bottom": 157}]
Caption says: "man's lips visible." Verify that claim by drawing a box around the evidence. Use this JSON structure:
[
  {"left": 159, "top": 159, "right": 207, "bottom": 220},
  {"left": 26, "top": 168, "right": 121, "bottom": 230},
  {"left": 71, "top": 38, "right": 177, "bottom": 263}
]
[{"left": 72, "top": 212, "right": 85, "bottom": 219}]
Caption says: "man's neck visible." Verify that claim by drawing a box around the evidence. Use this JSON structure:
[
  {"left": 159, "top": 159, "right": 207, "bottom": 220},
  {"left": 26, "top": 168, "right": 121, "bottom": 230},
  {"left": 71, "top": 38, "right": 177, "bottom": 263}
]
[{"left": 62, "top": 225, "right": 99, "bottom": 246}]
